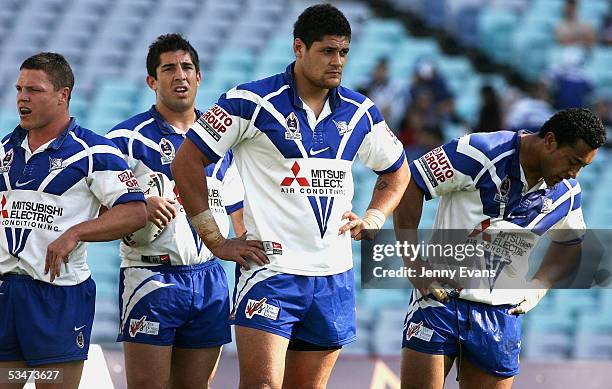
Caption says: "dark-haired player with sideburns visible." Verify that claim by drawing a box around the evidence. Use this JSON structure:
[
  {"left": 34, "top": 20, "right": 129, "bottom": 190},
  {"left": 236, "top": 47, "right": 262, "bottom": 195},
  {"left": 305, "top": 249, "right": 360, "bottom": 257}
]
[
  {"left": 395, "top": 108, "right": 606, "bottom": 389},
  {"left": 172, "top": 4, "right": 409, "bottom": 389},
  {"left": 106, "top": 34, "right": 245, "bottom": 389}
]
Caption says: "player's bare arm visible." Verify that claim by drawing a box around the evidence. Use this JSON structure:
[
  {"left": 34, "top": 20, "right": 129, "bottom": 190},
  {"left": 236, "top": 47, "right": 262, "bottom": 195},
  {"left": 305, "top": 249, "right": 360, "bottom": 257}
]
[
  {"left": 230, "top": 208, "right": 247, "bottom": 237},
  {"left": 45, "top": 201, "right": 147, "bottom": 282},
  {"left": 393, "top": 179, "right": 456, "bottom": 302},
  {"left": 339, "top": 159, "right": 409, "bottom": 240},
  {"left": 172, "top": 138, "right": 268, "bottom": 269}
]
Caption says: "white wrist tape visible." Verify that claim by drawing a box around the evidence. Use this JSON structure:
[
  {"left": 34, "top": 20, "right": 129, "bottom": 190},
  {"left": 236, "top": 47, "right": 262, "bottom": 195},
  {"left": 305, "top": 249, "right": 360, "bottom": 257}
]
[
  {"left": 363, "top": 209, "right": 386, "bottom": 230},
  {"left": 190, "top": 209, "right": 224, "bottom": 250}
]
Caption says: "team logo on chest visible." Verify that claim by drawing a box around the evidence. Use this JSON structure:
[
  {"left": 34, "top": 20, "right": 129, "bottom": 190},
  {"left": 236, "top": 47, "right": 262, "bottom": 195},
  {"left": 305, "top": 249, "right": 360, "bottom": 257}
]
[
  {"left": 0, "top": 149, "right": 13, "bottom": 173},
  {"left": 49, "top": 157, "right": 64, "bottom": 172},
  {"left": 285, "top": 112, "right": 302, "bottom": 140},
  {"left": 541, "top": 197, "right": 554, "bottom": 214},
  {"left": 159, "top": 138, "right": 175, "bottom": 165},
  {"left": 494, "top": 176, "right": 511, "bottom": 204},
  {"left": 333, "top": 120, "right": 351, "bottom": 136}
]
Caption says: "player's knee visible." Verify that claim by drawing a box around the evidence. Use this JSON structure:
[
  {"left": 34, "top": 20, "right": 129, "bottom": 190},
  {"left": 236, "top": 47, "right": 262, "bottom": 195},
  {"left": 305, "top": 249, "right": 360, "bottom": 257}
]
[
  {"left": 127, "top": 374, "right": 169, "bottom": 389},
  {"left": 239, "top": 377, "right": 280, "bottom": 389},
  {"left": 282, "top": 381, "right": 326, "bottom": 389}
]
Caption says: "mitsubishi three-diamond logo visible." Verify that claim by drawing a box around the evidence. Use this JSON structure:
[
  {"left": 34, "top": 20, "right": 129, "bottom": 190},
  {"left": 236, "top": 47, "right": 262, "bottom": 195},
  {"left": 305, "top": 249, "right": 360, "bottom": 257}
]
[
  {"left": 1, "top": 195, "right": 7, "bottom": 219},
  {"left": 280, "top": 162, "right": 310, "bottom": 187}
]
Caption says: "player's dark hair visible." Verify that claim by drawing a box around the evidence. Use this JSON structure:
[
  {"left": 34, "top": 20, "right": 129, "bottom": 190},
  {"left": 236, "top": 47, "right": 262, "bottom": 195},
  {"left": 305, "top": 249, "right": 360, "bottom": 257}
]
[
  {"left": 147, "top": 33, "right": 200, "bottom": 78},
  {"left": 20, "top": 52, "right": 74, "bottom": 102},
  {"left": 293, "top": 4, "right": 351, "bottom": 48},
  {"left": 539, "top": 108, "right": 606, "bottom": 149}
]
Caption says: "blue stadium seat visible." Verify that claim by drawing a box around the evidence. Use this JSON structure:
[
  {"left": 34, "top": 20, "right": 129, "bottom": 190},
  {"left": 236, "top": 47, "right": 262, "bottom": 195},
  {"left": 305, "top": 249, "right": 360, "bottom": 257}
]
[
  {"left": 213, "top": 48, "right": 257, "bottom": 76},
  {"left": 511, "top": 29, "right": 555, "bottom": 80},
  {"left": 454, "top": 6, "right": 481, "bottom": 48},
  {"left": 579, "top": 0, "right": 609, "bottom": 29},
  {"left": 421, "top": 0, "right": 448, "bottom": 29},
  {"left": 361, "top": 19, "right": 407, "bottom": 45},
  {"left": 389, "top": 38, "right": 441, "bottom": 82},
  {"left": 478, "top": 9, "right": 518, "bottom": 64}
]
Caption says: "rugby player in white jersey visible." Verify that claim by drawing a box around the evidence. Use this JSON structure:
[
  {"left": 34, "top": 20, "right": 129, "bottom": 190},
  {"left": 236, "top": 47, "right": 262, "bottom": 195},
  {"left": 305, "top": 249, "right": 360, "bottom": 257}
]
[
  {"left": 106, "top": 34, "right": 245, "bottom": 389},
  {"left": 395, "top": 108, "right": 605, "bottom": 389},
  {"left": 0, "top": 52, "right": 146, "bottom": 389},
  {"left": 172, "top": 4, "right": 410, "bottom": 388}
]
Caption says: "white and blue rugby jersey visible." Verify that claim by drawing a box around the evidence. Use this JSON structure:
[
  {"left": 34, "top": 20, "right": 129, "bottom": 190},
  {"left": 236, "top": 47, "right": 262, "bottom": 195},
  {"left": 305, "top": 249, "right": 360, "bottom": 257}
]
[
  {"left": 187, "top": 64, "right": 405, "bottom": 276},
  {"left": 0, "top": 119, "right": 145, "bottom": 285},
  {"left": 411, "top": 130, "right": 585, "bottom": 305},
  {"left": 107, "top": 106, "right": 244, "bottom": 267}
]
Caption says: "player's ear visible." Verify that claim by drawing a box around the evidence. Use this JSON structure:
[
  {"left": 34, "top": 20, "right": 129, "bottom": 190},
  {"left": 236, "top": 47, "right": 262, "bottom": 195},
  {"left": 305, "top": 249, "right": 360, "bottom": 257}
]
[
  {"left": 293, "top": 38, "right": 305, "bottom": 58},
  {"left": 196, "top": 70, "right": 202, "bottom": 87},
  {"left": 543, "top": 132, "right": 558, "bottom": 152},
  {"left": 58, "top": 86, "right": 70, "bottom": 105},
  {"left": 146, "top": 75, "right": 157, "bottom": 91}
]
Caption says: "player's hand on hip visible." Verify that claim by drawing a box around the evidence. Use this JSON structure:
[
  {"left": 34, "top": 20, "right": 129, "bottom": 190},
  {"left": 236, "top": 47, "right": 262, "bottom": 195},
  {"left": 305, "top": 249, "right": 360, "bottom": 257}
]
[
  {"left": 411, "top": 277, "right": 452, "bottom": 303},
  {"left": 409, "top": 263, "right": 463, "bottom": 303},
  {"left": 338, "top": 211, "right": 368, "bottom": 240},
  {"left": 45, "top": 228, "right": 79, "bottom": 282},
  {"left": 145, "top": 195, "right": 177, "bottom": 229},
  {"left": 508, "top": 282, "right": 549, "bottom": 315},
  {"left": 211, "top": 234, "right": 269, "bottom": 270}
]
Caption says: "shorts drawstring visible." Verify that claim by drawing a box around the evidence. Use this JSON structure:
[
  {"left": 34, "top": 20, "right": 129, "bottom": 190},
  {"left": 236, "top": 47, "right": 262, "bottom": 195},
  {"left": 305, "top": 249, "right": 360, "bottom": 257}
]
[
  {"left": 454, "top": 299, "right": 462, "bottom": 381},
  {"left": 454, "top": 299, "right": 472, "bottom": 381}
]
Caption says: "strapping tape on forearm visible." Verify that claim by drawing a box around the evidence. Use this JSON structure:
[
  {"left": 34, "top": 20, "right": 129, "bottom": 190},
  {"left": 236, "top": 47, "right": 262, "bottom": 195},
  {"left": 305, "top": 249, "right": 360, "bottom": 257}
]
[
  {"left": 190, "top": 209, "right": 224, "bottom": 249},
  {"left": 363, "top": 208, "right": 386, "bottom": 230}
]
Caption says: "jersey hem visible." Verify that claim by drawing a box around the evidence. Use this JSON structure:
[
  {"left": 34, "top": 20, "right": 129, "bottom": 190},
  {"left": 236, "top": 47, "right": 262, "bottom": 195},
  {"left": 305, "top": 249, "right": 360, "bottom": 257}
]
[{"left": 263, "top": 263, "right": 353, "bottom": 276}]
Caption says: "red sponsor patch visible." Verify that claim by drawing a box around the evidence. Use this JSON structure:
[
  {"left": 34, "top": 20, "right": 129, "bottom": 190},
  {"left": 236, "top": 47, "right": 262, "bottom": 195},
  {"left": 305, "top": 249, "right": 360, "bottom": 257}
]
[
  {"left": 202, "top": 104, "right": 233, "bottom": 133},
  {"left": 129, "top": 315, "right": 147, "bottom": 337},
  {"left": 406, "top": 321, "right": 423, "bottom": 340},
  {"left": 422, "top": 146, "right": 454, "bottom": 185},
  {"left": 245, "top": 297, "right": 268, "bottom": 319}
]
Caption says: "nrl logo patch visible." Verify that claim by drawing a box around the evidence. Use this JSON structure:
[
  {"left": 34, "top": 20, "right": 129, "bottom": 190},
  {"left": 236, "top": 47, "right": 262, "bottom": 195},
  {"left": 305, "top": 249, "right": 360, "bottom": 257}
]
[
  {"left": 494, "top": 176, "right": 511, "bottom": 204},
  {"left": 0, "top": 149, "right": 13, "bottom": 173},
  {"left": 159, "top": 138, "right": 175, "bottom": 165},
  {"left": 285, "top": 112, "right": 302, "bottom": 140}
]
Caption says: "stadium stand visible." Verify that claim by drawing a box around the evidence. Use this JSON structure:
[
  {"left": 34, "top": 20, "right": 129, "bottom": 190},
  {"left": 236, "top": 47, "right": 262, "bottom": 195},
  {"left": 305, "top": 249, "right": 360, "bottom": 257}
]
[{"left": 0, "top": 0, "right": 610, "bottom": 367}]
